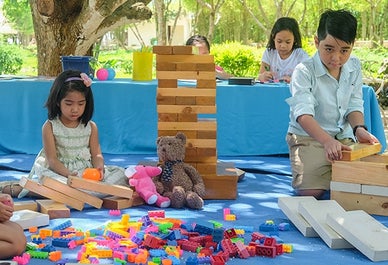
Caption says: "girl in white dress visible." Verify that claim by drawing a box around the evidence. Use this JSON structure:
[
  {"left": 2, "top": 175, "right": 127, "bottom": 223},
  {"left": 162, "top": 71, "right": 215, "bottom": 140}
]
[
  {"left": 258, "top": 17, "right": 309, "bottom": 83},
  {"left": 18, "top": 70, "right": 129, "bottom": 198}
]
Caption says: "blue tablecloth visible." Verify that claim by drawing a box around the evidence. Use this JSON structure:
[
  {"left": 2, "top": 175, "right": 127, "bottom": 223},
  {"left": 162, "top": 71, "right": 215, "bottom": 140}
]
[{"left": 0, "top": 78, "right": 386, "bottom": 155}]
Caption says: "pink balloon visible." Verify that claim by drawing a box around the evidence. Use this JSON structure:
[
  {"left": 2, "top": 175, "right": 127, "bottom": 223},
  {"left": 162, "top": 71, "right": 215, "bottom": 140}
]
[{"left": 96, "top": 68, "right": 109, "bottom": 81}]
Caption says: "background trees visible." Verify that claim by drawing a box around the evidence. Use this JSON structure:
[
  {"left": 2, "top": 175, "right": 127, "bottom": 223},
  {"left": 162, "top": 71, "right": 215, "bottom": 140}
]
[{"left": 1, "top": 0, "right": 388, "bottom": 76}]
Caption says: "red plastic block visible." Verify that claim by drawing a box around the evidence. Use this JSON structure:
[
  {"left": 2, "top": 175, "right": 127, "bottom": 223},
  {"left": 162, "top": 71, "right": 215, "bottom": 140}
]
[{"left": 256, "top": 245, "right": 277, "bottom": 258}]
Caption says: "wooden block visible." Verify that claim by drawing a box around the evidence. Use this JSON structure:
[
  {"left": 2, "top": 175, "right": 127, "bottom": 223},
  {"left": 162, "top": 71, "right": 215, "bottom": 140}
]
[
  {"left": 156, "top": 71, "right": 215, "bottom": 80},
  {"left": 202, "top": 162, "right": 239, "bottom": 199},
  {"left": 157, "top": 96, "right": 176, "bottom": 105},
  {"left": 36, "top": 199, "right": 70, "bottom": 219},
  {"left": 277, "top": 196, "right": 319, "bottom": 237},
  {"left": 19, "top": 177, "right": 84, "bottom": 211},
  {"left": 196, "top": 63, "right": 216, "bottom": 71},
  {"left": 41, "top": 176, "right": 103, "bottom": 209},
  {"left": 176, "top": 62, "right": 197, "bottom": 71},
  {"left": 102, "top": 193, "right": 145, "bottom": 209},
  {"left": 177, "top": 113, "right": 197, "bottom": 122},
  {"left": 158, "top": 113, "right": 178, "bottom": 122},
  {"left": 67, "top": 176, "right": 133, "bottom": 199},
  {"left": 156, "top": 62, "right": 177, "bottom": 71},
  {"left": 186, "top": 139, "right": 216, "bottom": 148},
  {"left": 332, "top": 160, "right": 388, "bottom": 186},
  {"left": 13, "top": 200, "right": 38, "bottom": 211},
  {"left": 176, "top": 96, "right": 196, "bottom": 105},
  {"left": 197, "top": 79, "right": 217, "bottom": 88},
  {"left": 298, "top": 200, "right": 353, "bottom": 249},
  {"left": 172, "top": 46, "right": 197, "bottom": 55},
  {"left": 157, "top": 88, "right": 216, "bottom": 97},
  {"left": 196, "top": 96, "right": 216, "bottom": 105},
  {"left": 341, "top": 143, "right": 382, "bottom": 161},
  {"left": 331, "top": 190, "right": 388, "bottom": 216},
  {"left": 10, "top": 209, "right": 49, "bottom": 230},
  {"left": 153, "top": 46, "right": 173, "bottom": 54},
  {"left": 330, "top": 181, "right": 361, "bottom": 193},
  {"left": 157, "top": 79, "right": 178, "bottom": 88},
  {"left": 157, "top": 105, "right": 216, "bottom": 114},
  {"left": 156, "top": 54, "right": 214, "bottom": 63},
  {"left": 158, "top": 121, "right": 217, "bottom": 131},
  {"left": 326, "top": 210, "right": 388, "bottom": 261}
]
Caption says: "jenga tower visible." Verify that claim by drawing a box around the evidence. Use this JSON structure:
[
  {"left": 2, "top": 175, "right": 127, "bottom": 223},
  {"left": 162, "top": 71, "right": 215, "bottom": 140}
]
[{"left": 153, "top": 45, "right": 240, "bottom": 199}]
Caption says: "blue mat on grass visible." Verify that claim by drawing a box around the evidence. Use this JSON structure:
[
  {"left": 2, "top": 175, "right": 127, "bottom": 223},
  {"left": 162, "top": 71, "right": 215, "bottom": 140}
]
[{"left": 1, "top": 154, "right": 388, "bottom": 264}]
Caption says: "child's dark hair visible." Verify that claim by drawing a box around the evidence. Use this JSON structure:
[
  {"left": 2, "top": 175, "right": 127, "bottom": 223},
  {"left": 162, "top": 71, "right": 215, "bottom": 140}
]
[
  {"left": 45, "top": 69, "right": 94, "bottom": 126},
  {"left": 317, "top": 9, "right": 357, "bottom": 44},
  {"left": 186, "top": 35, "right": 211, "bottom": 52},
  {"left": 266, "top": 17, "right": 303, "bottom": 50}
]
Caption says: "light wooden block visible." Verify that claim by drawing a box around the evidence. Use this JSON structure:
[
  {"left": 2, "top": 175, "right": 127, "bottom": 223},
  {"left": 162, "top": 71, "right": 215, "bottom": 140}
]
[
  {"left": 277, "top": 196, "right": 319, "bottom": 237},
  {"left": 326, "top": 210, "right": 388, "bottom": 261},
  {"left": 197, "top": 79, "right": 217, "bottom": 88},
  {"left": 153, "top": 46, "right": 173, "bottom": 54},
  {"left": 157, "top": 79, "right": 178, "bottom": 88},
  {"left": 10, "top": 209, "right": 49, "bottom": 230},
  {"left": 19, "top": 177, "right": 84, "bottom": 211},
  {"left": 330, "top": 181, "right": 361, "bottom": 193},
  {"left": 157, "top": 105, "right": 216, "bottom": 114},
  {"left": 13, "top": 200, "right": 38, "bottom": 211},
  {"left": 158, "top": 121, "right": 217, "bottom": 131},
  {"left": 172, "top": 45, "right": 197, "bottom": 55},
  {"left": 331, "top": 190, "right": 388, "bottom": 216},
  {"left": 41, "top": 176, "right": 103, "bottom": 209},
  {"left": 156, "top": 54, "right": 214, "bottom": 63},
  {"left": 202, "top": 162, "right": 239, "bottom": 199},
  {"left": 67, "top": 176, "right": 133, "bottom": 199},
  {"left": 157, "top": 88, "right": 216, "bottom": 97},
  {"left": 341, "top": 143, "right": 382, "bottom": 161},
  {"left": 298, "top": 200, "right": 353, "bottom": 249},
  {"left": 36, "top": 199, "right": 70, "bottom": 219},
  {"left": 157, "top": 71, "right": 215, "bottom": 80}
]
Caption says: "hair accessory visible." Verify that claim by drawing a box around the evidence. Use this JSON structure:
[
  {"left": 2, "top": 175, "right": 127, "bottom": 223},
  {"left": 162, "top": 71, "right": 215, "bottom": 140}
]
[{"left": 65, "top": 73, "right": 92, "bottom": 87}]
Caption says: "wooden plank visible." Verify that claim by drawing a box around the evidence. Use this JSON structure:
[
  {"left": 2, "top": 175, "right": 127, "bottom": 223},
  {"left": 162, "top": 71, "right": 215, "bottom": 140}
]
[
  {"left": 36, "top": 199, "right": 70, "bottom": 219},
  {"left": 186, "top": 139, "right": 217, "bottom": 148},
  {"left": 158, "top": 121, "right": 217, "bottom": 131},
  {"left": 13, "top": 200, "right": 38, "bottom": 212},
  {"left": 156, "top": 71, "right": 215, "bottom": 80},
  {"left": 298, "top": 200, "right": 353, "bottom": 249},
  {"left": 172, "top": 46, "right": 197, "bottom": 55},
  {"left": 341, "top": 143, "right": 382, "bottom": 161},
  {"left": 326, "top": 210, "right": 388, "bottom": 261},
  {"left": 19, "top": 177, "right": 84, "bottom": 211},
  {"left": 157, "top": 88, "right": 216, "bottom": 97},
  {"left": 156, "top": 54, "right": 214, "bottom": 63},
  {"left": 157, "top": 105, "right": 216, "bottom": 114},
  {"left": 152, "top": 46, "right": 173, "bottom": 54},
  {"left": 41, "top": 176, "right": 103, "bottom": 209},
  {"left": 277, "top": 196, "right": 319, "bottom": 237},
  {"left": 67, "top": 176, "right": 134, "bottom": 199},
  {"left": 360, "top": 154, "right": 388, "bottom": 163},
  {"left": 331, "top": 190, "right": 388, "bottom": 216},
  {"left": 332, "top": 160, "right": 388, "bottom": 186}
]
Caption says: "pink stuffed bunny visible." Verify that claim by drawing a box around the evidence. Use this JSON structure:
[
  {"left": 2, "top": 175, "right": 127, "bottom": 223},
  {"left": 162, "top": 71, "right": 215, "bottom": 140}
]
[{"left": 125, "top": 165, "right": 171, "bottom": 208}]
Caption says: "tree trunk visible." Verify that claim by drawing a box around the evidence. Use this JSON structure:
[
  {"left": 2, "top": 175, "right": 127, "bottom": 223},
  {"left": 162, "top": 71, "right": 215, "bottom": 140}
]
[{"left": 29, "top": 0, "right": 152, "bottom": 76}]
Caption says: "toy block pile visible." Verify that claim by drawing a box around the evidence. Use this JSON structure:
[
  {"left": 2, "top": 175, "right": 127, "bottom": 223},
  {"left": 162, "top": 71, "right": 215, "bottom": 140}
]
[
  {"left": 17, "top": 175, "right": 137, "bottom": 220},
  {"left": 152, "top": 45, "right": 241, "bottom": 200},
  {"left": 330, "top": 143, "right": 388, "bottom": 216},
  {"left": 12, "top": 210, "right": 294, "bottom": 265},
  {"left": 278, "top": 196, "right": 388, "bottom": 262}
]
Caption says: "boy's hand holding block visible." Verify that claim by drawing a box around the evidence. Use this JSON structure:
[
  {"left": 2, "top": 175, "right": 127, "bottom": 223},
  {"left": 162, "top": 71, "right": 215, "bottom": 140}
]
[{"left": 341, "top": 143, "right": 382, "bottom": 161}]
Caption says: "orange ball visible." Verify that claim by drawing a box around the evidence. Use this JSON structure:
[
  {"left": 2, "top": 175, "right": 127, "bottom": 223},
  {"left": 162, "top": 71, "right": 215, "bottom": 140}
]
[{"left": 82, "top": 168, "right": 101, "bottom": 181}]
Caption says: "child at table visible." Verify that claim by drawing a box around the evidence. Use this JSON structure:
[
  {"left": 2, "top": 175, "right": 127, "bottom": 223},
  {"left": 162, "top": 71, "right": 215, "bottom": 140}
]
[
  {"left": 0, "top": 194, "right": 26, "bottom": 259},
  {"left": 186, "top": 35, "right": 233, "bottom": 80},
  {"left": 13, "top": 70, "right": 129, "bottom": 198},
  {"left": 286, "top": 9, "right": 379, "bottom": 199},
  {"left": 258, "top": 17, "right": 309, "bottom": 83}
]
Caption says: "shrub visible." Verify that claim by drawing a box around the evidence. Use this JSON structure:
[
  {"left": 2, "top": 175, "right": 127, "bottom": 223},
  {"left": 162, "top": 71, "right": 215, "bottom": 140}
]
[
  {"left": 211, "top": 42, "right": 261, "bottom": 78},
  {"left": 0, "top": 45, "right": 23, "bottom": 74}
]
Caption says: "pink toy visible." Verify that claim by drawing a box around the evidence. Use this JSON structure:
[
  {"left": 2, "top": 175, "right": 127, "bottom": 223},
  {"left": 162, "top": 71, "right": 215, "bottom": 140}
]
[{"left": 125, "top": 165, "right": 171, "bottom": 208}]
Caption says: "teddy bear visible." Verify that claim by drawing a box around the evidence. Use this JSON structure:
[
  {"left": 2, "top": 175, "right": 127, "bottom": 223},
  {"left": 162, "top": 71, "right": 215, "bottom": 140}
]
[
  {"left": 153, "top": 132, "right": 206, "bottom": 209},
  {"left": 125, "top": 165, "right": 171, "bottom": 208}
]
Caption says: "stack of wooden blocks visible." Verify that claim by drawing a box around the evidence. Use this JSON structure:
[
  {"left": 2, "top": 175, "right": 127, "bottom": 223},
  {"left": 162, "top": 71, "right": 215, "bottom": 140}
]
[
  {"left": 17, "top": 175, "right": 141, "bottom": 219},
  {"left": 152, "top": 45, "right": 240, "bottom": 200},
  {"left": 331, "top": 142, "right": 388, "bottom": 216}
]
